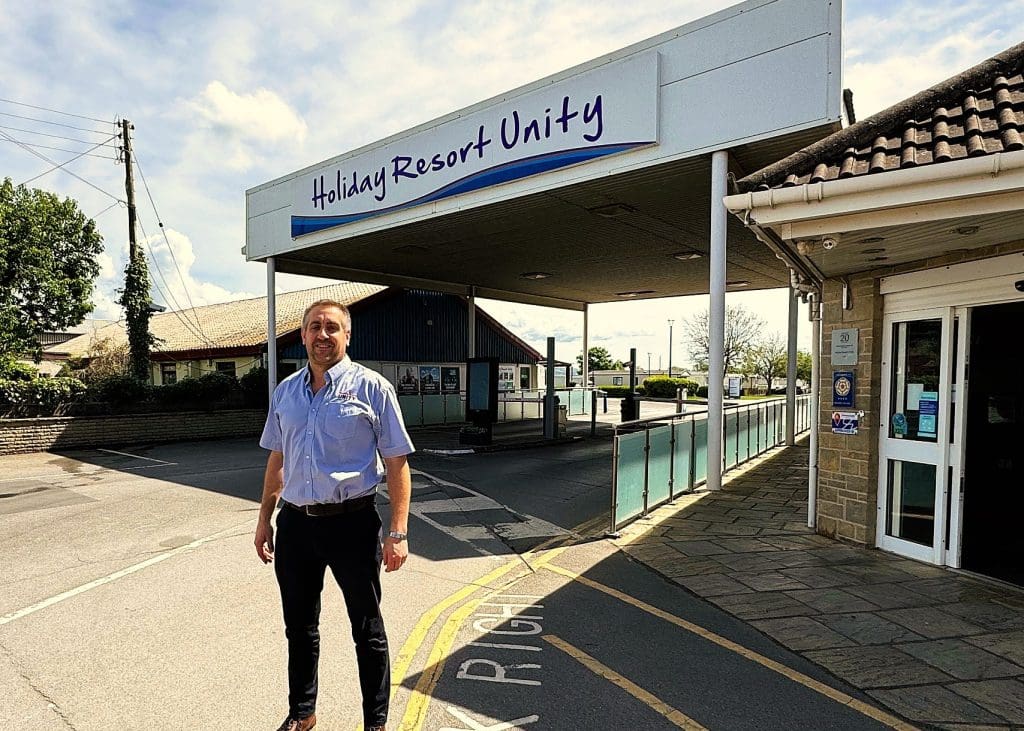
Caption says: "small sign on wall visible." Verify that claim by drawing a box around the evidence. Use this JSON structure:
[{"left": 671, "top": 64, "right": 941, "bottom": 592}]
[
  {"left": 832, "top": 410, "right": 861, "bottom": 435},
  {"left": 831, "top": 328, "right": 859, "bottom": 366},
  {"left": 832, "top": 371, "right": 855, "bottom": 407}
]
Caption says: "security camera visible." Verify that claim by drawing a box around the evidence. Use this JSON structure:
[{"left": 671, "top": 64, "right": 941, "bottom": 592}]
[
  {"left": 822, "top": 237, "right": 838, "bottom": 250},
  {"left": 1015, "top": 280, "right": 1024, "bottom": 292}
]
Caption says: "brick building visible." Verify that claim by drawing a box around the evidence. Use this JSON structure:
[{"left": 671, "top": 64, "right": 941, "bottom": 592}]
[{"left": 726, "top": 42, "right": 1024, "bottom": 586}]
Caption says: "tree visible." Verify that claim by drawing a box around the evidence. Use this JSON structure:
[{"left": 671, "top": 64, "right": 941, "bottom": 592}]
[
  {"left": 577, "top": 346, "right": 615, "bottom": 373},
  {"left": 681, "top": 305, "right": 765, "bottom": 377},
  {"left": 0, "top": 178, "right": 104, "bottom": 360},
  {"left": 743, "top": 333, "right": 788, "bottom": 392},
  {"left": 118, "top": 250, "right": 154, "bottom": 381},
  {"left": 797, "top": 349, "right": 812, "bottom": 384}
]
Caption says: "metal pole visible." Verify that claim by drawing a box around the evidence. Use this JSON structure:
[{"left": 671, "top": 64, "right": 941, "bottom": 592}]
[
  {"left": 467, "top": 286, "right": 477, "bottom": 359},
  {"left": 786, "top": 286, "right": 799, "bottom": 445},
  {"left": 808, "top": 296, "right": 822, "bottom": 530},
  {"left": 707, "top": 150, "right": 729, "bottom": 490},
  {"left": 266, "top": 256, "right": 278, "bottom": 403},
  {"left": 591, "top": 389, "right": 598, "bottom": 436},
  {"left": 667, "top": 319, "right": 674, "bottom": 377},
  {"left": 582, "top": 303, "right": 589, "bottom": 389},
  {"left": 544, "top": 336, "right": 556, "bottom": 439}
]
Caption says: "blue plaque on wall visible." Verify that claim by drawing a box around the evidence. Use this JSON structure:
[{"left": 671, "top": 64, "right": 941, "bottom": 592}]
[{"left": 833, "top": 371, "right": 855, "bottom": 407}]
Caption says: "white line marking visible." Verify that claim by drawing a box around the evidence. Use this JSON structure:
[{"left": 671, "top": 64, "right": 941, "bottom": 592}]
[
  {"left": 97, "top": 448, "right": 172, "bottom": 464},
  {"left": 119, "top": 462, "right": 178, "bottom": 471},
  {"left": 0, "top": 519, "right": 251, "bottom": 626}
]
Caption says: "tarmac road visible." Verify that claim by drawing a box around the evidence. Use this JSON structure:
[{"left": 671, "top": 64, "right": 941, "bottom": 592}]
[{"left": 1, "top": 436, "right": 912, "bottom": 730}]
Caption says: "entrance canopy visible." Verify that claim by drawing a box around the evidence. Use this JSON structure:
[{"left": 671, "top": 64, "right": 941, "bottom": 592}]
[{"left": 246, "top": 0, "right": 843, "bottom": 310}]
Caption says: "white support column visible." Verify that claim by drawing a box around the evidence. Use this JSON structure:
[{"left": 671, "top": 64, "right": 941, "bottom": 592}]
[
  {"left": 808, "top": 296, "right": 822, "bottom": 529},
  {"left": 786, "top": 286, "right": 799, "bottom": 445},
  {"left": 706, "top": 150, "right": 729, "bottom": 491},
  {"left": 581, "top": 304, "right": 589, "bottom": 388},
  {"left": 266, "top": 257, "right": 278, "bottom": 403},
  {"left": 468, "top": 286, "right": 477, "bottom": 359}
]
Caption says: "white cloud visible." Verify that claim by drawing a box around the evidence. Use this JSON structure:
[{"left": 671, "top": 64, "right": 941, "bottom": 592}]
[{"left": 143, "top": 228, "right": 258, "bottom": 311}]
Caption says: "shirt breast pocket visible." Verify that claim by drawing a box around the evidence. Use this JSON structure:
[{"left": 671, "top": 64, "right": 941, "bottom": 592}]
[{"left": 324, "top": 401, "right": 367, "bottom": 440}]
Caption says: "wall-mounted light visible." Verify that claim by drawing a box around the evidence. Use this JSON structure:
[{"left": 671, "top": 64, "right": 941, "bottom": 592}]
[
  {"left": 672, "top": 251, "right": 704, "bottom": 261},
  {"left": 520, "top": 272, "right": 552, "bottom": 280},
  {"left": 615, "top": 290, "right": 656, "bottom": 298},
  {"left": 726, "top": 280, "right": 750, "bottom": 288}
]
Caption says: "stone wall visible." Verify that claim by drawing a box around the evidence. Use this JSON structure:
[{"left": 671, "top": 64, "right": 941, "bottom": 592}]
[
  {"left": 0, "top": 410, "right": 267, "bottom": 455},
  {"left": 816, "top": 273, "right": 883, "bottom": 545}
]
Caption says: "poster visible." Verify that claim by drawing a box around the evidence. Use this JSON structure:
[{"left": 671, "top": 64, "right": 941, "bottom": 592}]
[
  {"left": 728, "top": 376, "right": 741, "bottom": 398},
  {"left": 918, "top": 391, "right": 938, "bottom": 437},
  {"left": 397, "top": 365, "right": 418, "bottom": 395},
  {"left": 498, "top": 366, "right": 515, "bottom": 392},
  {"left": 832, "top": 411, "right": 860, "bottom": 435},
  {"left": 441, "top": 367, "right": 460, "bottom": 394},
  {"left": 419, "top": 366, "right": 440, "bottom": 395}
]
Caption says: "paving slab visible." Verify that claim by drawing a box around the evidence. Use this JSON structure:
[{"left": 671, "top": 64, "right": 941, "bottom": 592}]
[
  {"left": 880, "top": 606, "right": 988, "bottom": 639},
  {"left": 897, "top": 638, "right": 1024, "bottom": 680},
  {"left": 818, "top": 612, "right": 924, "bottom": 645},
  {"left": 966, "top": 630, "right": 1024, "bottom": 666},
  {"left": 947, "top": 679, "right": 1024, "bottom": 724},
  {"left": 802, "top": 646, "right": 953, "bottom": 688},
  {"left": 867, "top": 685, "right": 1005, "bottom": 726},
  {"left": 749, "top": 616, "right": 855, "bottom": 651}
]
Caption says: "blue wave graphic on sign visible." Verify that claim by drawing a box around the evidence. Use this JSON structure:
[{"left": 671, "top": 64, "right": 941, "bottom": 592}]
[{"left": 291, "top": 142, "right": 648, "bottom": 237}]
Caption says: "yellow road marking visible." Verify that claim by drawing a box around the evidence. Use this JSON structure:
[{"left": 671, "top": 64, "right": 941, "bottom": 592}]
[
  {"left": 398, "top": 547, "right": 569, "bottom": 731},
  {"left": 541, "top": 563, "right": 917, "bottom": 731},
  {"left": 542, "top": 634, "right": 707, "bottom": 730}
]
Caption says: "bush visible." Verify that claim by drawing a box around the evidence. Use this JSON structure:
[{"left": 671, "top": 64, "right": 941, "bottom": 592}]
[
  {"left": 152, "top": 372, "right": 238, "bottom": 409},
  {"left": 85, "top": 374, "right": 153, "bottom": 407},
  {"left": 641, "top": 376, "right": 700, "bottom": 399},
  {"left": 239, "top": 365, "right": 269, "bottom": 406},
  {"left": 598, "top": 385, "right": 646, "bottom": 397},
  {"left": 696, "top": 385, "right": 709, "bottom": 398},
  {"left": 0, "top": 376, "right": 86, "bottom": 416},
  {"left": 0, "top": 357, "right": 38, "bottom": 382}
]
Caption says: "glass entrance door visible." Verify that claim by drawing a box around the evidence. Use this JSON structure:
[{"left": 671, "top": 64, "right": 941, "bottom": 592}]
[{"left": 877, "top": 308, "right": 955, "bottom": 564}]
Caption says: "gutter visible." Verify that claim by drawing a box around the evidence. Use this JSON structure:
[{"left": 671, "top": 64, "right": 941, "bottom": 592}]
[{"left": 723, "top": 150, "right": 1024, "bottom": 231}]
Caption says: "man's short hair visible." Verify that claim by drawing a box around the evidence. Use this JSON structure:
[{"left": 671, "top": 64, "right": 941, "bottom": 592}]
[{"left": 302, "top": 299, "right": 351, "bottom": 330}]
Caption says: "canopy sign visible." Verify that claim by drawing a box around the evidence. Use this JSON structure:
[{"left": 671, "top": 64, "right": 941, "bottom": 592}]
[{"left": 291, "top": 53, "right": 659, "bottom": 237}]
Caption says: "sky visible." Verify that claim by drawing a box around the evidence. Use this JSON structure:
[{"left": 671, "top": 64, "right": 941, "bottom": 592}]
[{"left": 1, "top": 0, "right": 1020, "bottom": 369}]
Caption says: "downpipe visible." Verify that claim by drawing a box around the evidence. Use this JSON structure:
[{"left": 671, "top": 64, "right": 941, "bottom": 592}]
[{"left": 808, "top": 292, "right": 822, "bottom": 530}]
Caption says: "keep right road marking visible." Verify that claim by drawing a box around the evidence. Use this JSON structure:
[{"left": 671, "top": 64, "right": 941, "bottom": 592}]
[{"left": 542, "top": 634, "right": 707, "bottom": 730}]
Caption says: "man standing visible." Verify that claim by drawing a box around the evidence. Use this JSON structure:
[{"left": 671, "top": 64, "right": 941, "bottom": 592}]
[{"left": 255, "top": 299, "right": 414, "bottom": 731}]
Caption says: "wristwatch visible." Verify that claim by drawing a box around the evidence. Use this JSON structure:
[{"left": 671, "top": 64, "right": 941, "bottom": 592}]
[{"left": 388, "top": 530, "right": 408, "bottom": 541}]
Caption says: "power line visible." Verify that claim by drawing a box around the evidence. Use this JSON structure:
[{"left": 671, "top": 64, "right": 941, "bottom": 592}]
[
  {"left": 0, "top": 129, "right": 122, "bottom": 201},
  {"left": 19, "top": 133, "right": 120, "bottom": 186},
  {"left": 132, "top": 150, "right": 204, "bottom": 323},
  {"left": 135, "top": 213, "right": 213, "bottom": 345},
  {"left": 1, "top": 137, "right": 115, "bottom": 158},
  {"left": 0, "top": 109, "right": 112, "bottom": 135},
  {"left": 90, "top": 201, "right": 124, "bottom": 220},
  {"left": 0, "top": 123, "right": 118, "bottom": 147},
  {"left": 0, "top": 96, "right": 112, "bottom": 125}
]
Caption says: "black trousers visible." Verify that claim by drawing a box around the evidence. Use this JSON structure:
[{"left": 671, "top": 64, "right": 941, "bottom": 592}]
[{"left": 274, "top": 504, "right": 389, "bottom": 726}]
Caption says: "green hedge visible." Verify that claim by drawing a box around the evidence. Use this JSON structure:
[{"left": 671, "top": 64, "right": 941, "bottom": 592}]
[
  {"left": 641, "top": 376, "right": 700, "bottom": 399},
  {"left": 598, "top": 385, "right": 646, "bottom": 397},
  {"left": 0, "top": 376, "right": 87, "bottom": 417}
]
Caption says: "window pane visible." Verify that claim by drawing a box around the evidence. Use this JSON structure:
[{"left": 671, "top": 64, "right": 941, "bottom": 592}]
[
  {"left": 886, "top": 460, "right": 936, "bottom": 546},
  {"left": 890, "top": 319, "right": 941, "bottom": 442}
]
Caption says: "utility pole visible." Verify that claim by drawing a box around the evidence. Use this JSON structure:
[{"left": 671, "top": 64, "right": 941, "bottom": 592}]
[
  {"left": 667, "top": 319, "right": 675, "bottom": 377},
  {"left": 122, "top": 119, "right": 137, "bottom": 262},
  {"left": 119, "top": 119, "right": 153, "bottom": 381}
]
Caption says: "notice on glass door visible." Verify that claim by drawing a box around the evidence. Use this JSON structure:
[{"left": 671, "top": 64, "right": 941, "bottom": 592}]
[{"left": 918, "top": 391, "right": 938, "bottom": 437}]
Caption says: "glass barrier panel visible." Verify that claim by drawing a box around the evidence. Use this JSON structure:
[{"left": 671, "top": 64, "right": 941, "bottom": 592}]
[
  {"left": 443, "top": 394, "right": 464, "bottom": 424},
  {"left": 422, "top": 395, "right": 445, "bottom": 425},
  {"left": 724, "top": 412, "right": 738, "bottom": 469},
  {"left": 693, "top": 418, "right": 709, "bottom": 485},
  {"left": 615, "top": 431, "right": 648, "bottom": 526},
  {"left": 646, "top": 425, "right": 673, "bottom": 509},
  {"left": 398, "top": 396, "right": 422, "bottom": 427},
  {"left": 524, "top": 400, "right": 542, "bottom": 419},
  {"left": 737, "top": 409, "right": 752, "bottom": 463},
  {"left": 673, "top": 420, "right": 695, "bottom": 493}
]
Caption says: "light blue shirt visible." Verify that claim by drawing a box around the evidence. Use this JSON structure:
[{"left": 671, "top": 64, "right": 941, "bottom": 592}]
[{"left": 259, "top": 357, "right": 415, "bottom": 505}]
